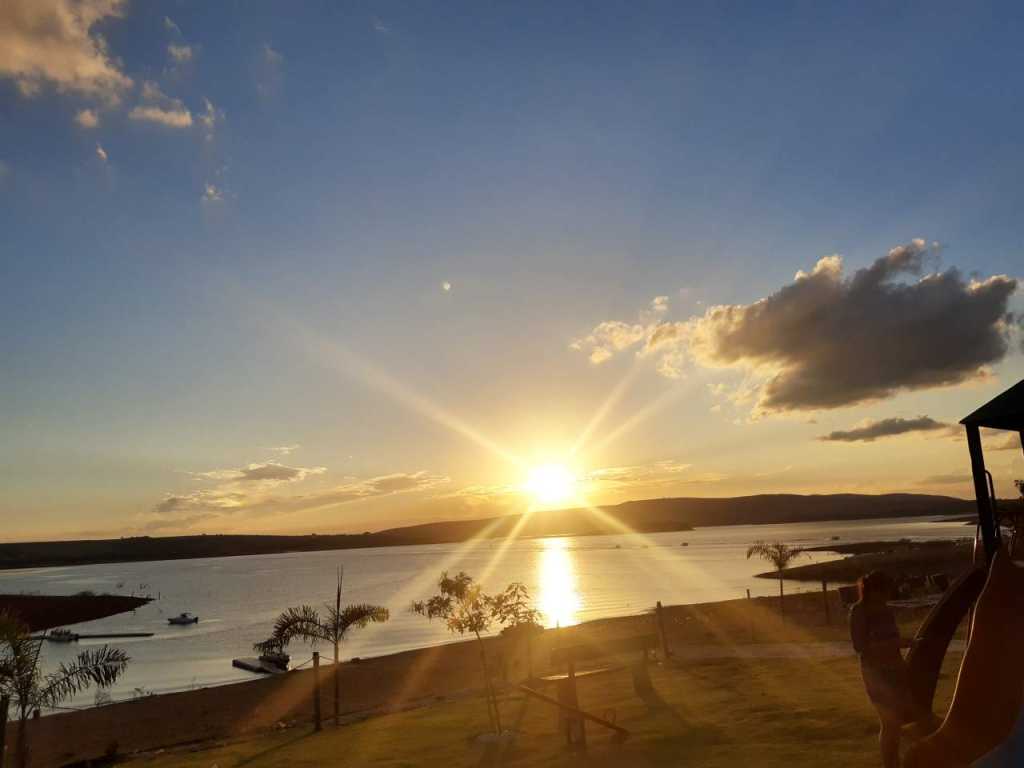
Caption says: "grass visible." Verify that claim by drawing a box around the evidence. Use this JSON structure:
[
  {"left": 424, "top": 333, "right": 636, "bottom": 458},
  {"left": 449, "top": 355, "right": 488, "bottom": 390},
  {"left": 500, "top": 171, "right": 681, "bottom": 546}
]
[{"left": 125, "top": 649, "right": 962, "bottom": 768}]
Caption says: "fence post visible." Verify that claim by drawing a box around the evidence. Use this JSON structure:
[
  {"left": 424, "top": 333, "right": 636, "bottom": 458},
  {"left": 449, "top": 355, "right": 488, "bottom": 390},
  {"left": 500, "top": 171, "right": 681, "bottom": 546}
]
[
  {"left": 312, "top": 652, "right": 322, "bottom": 732},
  {"left": 0, "top": 694, "right": 8, "bottom": 768},
  {"left": 655, "top": 601, "right": 671, "bottom": 661},
  {"left": 821, "top": 580, "right": 831, "bottom": 625}
]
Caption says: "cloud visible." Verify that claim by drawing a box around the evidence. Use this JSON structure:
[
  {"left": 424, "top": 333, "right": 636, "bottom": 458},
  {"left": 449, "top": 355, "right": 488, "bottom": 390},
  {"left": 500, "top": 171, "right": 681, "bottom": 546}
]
[
  {"left": 587, "top": 460, "right": 727, "bottom": 489},
  {"left": 575, "top": 240, "right": 1018, "bottom": 413},
  {"left": 918, "top": 473, "right": 972, "bottom": 485},
  {"left": 128, "top": 81, "right": 192, "bottom": 127},
  {"left": 197, "top": 98, "right": 223, "bottom": 140},
  {"left": 167, "top": 44, "right": 192, "bottom": 63},
  {"left": 94, "top": 142, "right": 107, "bottom": 162},
  {"left": 163, "top": 16, "right": 181, "bottom": 35},
  {"left": 255, "top": 43, "right": 284, "bottom": 98},
  {"left": 819, "top": 416, "right": 950, "bottom": 443},
  {"left": 441, "top": 281, "right": 452, "bottom": 292},
  {"left": 201, "top": 183, "right": 223, "bottom": 203},
  {"left": 268, "top": 443, "right": 300, "bottom": 456},
  {"left": 74, "top": 108, "right": 98, "bottom": 128},
  {"left": 651, "top": 296, "right": 670, "bottom": 313},
  {"left": 990, "top": 432, "right": 1022, "bottom": 452},
  {"left": 0, "top": 0, "right": 132, "bottom": 102},
  {"left": 149, "top": 462, "right": 448, "bottom": 530},
  {"left": 192, "top": 461, "right": 326, "bottom": 485},
  {"left": 372, "top": 18, "right": 391, "bottom": 33}
]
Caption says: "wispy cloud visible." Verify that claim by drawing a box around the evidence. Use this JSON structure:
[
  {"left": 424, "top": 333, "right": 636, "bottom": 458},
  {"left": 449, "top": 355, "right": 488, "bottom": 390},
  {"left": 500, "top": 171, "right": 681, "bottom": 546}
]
[
  {"left": 148, "top": 456, "right": 448, "bottom": 531},
  {"left": 819, "top": 416, "right": 950, "bottom": 443},
  {"left": 167, "top": 44, "right": 193, "bottom": 63},
  {"left": 0, "top": 0, "right": 132, "bottom": 103},
  {"left": 95, "top": 143, "right": 108, "bottom": 162},
  {"left": 201, "top": 183, "right": 224, "bottom": 203},
  {"left": 918, "top": 473, "right": 972, "bottom": 486},
  {"left": 129, "top": 82, "right": 192, "bottom": 128},
  {"left": 74, "top": 108, "right": 99, "bottom": 128}
]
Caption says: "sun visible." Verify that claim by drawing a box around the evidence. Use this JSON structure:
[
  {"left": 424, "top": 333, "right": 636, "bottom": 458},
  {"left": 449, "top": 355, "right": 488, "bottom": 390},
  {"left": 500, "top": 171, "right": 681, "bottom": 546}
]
[{"left": 523, "top": 463, "right": 578, "bottom": 507}]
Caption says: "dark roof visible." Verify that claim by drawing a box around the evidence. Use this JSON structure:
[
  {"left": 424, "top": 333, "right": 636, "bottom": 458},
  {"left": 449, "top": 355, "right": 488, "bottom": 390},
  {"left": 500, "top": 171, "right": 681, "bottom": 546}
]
[
  {"left": 0, "top": 594, "right": 151, "bottom": 632},
  {"left": 960, "top": 379, "right": 1024, "bottom": 432}
]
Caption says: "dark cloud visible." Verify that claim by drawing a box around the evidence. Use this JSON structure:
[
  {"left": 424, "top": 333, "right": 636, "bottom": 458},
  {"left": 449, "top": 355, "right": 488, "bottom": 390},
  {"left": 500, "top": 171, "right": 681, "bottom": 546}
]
[
  {"left": 690, "top": 240, "right": 1017, "bottom": 412},
  {"left": 576, "top": 240, "right": 1018, "bottom": 414},
  {"left": 819, "top": 416, "right": 949, "bottom": 443}
]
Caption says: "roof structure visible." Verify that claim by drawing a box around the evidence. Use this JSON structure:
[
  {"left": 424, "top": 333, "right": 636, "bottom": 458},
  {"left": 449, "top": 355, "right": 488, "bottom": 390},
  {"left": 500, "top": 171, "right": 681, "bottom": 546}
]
[{"left": 960, "top": 378, "right": 1024, "bottom": 432}]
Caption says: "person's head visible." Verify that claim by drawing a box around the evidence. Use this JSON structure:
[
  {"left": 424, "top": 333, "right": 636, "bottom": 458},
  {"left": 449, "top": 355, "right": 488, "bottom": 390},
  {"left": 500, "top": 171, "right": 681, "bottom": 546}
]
[{"left": 857, "top": 570, "right": 895, "bottom": 604}]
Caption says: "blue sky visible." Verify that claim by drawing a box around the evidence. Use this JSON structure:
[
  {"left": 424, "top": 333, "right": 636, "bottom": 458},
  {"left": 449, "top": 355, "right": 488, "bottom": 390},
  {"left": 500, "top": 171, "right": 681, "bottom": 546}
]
[{"left": 1, "top": 1, "right": 1022, "bottom": 540}]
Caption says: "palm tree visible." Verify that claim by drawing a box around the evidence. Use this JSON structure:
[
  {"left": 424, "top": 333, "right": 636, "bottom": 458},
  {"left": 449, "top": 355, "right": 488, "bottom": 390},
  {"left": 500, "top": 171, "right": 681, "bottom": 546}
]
[
  {"left": 746, "top": 541, "right": 802, "bottom": 616},
  {"left": 1, "top": 612, "right": 129, "bottom": 768},
  {"left": 258, "top": 568, "right": 388, "bottom": 725}
]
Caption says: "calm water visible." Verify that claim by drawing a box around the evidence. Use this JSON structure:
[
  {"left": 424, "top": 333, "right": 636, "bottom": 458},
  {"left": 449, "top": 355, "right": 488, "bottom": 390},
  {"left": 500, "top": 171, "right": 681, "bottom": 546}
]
[{"left": 1, "top": 516, "right": 970, "bottom": 704}]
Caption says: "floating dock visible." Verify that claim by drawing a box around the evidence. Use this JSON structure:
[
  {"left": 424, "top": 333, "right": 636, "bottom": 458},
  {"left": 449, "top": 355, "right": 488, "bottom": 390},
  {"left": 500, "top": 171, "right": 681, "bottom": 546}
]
[{"left": 41, "top": 632, "right": 154, "bottom": 642}]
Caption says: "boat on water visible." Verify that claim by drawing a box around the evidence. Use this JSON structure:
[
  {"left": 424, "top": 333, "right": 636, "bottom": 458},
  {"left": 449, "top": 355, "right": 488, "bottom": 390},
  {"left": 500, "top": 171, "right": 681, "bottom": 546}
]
[
  {"left": 233, "top": 651, "right": 289, "bottom": 675},
  {"left": 167, "top": 612, "right": 199, "bottom": 625},
  {"left": 47, "top": 628, "right": 79, "bottom": 642}
]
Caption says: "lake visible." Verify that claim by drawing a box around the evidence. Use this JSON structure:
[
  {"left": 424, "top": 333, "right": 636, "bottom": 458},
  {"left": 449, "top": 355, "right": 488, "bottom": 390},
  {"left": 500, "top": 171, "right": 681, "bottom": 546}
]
[{"left": 1, "top": 515, "right": 972, "bottom": 704}]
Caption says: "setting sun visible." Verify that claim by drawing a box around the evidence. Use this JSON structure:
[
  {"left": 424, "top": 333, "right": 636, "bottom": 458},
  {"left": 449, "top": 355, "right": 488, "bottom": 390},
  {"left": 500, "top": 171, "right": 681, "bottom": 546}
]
[{"left": 523, "top": 463, "right": 578, "bottom": 507}]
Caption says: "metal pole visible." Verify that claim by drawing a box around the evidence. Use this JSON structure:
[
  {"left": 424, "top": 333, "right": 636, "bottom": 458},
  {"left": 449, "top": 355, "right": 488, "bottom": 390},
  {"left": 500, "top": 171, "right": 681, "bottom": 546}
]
[
  {"left": 966, "top": 425, "right": 999, "bottom": 562},
  {"left": 312, "top": 652, "right": 321, "bottom": 731},
  {"left": 1, "top": 694, "right": 9, "bottom": 768}
]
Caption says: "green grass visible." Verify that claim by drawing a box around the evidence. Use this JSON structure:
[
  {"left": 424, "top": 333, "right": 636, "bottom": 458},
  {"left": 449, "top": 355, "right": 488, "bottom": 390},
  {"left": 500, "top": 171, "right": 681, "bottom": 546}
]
[{"left": 125, "top": 651, "right": 962, "bottom": 768}]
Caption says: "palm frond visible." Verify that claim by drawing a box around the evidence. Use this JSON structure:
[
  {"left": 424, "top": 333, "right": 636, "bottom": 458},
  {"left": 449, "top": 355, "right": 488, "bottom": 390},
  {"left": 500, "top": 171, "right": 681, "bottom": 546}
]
[
  {"left": 335, "top": 604, "right": 389, "bottom": 638},
  {"left": 37, "top": 646, "right": 129, "bottom": 708},
  {"left": 269, "top": 605, "right": 330, "bottom": 647}
]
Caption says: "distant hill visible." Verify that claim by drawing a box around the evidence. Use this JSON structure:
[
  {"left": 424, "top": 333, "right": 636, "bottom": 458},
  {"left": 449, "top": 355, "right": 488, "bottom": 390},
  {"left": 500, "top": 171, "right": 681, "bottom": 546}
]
[{"left": 0, "top": 493, "right": 975, "bottom": 571}]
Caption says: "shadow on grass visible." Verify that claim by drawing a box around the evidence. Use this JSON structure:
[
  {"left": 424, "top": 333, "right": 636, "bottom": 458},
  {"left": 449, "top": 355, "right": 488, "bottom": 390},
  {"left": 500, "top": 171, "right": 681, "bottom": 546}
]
[{"left": 234, "top": 729, "right": 313, "bottom": 767}]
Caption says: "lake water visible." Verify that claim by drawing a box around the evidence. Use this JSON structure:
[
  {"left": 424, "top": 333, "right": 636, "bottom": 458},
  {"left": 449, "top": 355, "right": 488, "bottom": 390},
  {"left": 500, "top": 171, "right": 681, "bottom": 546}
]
[{"left": 1, "top": 515, "right": 972, "bottom": 705}]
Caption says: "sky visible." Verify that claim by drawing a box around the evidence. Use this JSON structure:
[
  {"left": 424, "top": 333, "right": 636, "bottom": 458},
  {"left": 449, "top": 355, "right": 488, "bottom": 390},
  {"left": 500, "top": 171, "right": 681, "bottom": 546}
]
[{"left": 1, "top": 0, "right": 1023, "bottom": 541}]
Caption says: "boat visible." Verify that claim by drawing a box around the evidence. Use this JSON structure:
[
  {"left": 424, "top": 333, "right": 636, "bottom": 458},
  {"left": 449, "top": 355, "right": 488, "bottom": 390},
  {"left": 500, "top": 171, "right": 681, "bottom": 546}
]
[
  {"left": 167, "top": 612, "right": 199, "bottom": 625},
  {"left": 47, "top": 628, "right": 79, "bottom": 642}
]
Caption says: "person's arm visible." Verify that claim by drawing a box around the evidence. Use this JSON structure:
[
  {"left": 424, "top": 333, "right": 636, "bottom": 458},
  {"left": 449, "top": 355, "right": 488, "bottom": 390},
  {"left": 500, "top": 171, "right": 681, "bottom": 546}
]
[{"left": 850, "top": 604, "right": 867, "bottom": 654}]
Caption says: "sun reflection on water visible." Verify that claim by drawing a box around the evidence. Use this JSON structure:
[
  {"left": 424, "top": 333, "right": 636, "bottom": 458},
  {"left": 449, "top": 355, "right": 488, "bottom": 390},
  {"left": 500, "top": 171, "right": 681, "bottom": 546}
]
[{"left": 537, "top": 537, "right": 582, "bottom": 628}]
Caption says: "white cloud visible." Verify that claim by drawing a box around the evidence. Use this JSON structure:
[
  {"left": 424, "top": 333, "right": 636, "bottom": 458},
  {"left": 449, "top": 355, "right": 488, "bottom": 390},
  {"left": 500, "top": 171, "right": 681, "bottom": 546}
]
[
  {"left": 268, "top": 443, "right": 300, "bottom": 456},
  {"left": 255, "top": 43, "right": 284, "bottom": 98},
  {"left": 201, "top": 183, "right": 223, "bottom": 203},
  {"left": 167, "top": 44, "right": 192, "bottom": 63},
  {"left": 95, "top": 142, "right": 107, "bottom": 162},
  {"left": 441, "top": 281, "right": 452, "bottom": 292},
  {"left": 197, "top": 98, "right": 223, "bottom": 141},
  {"left": 0, "top": 0, "right": 132, "bottom": 102},
  {"left": 129, "top": 80, "right": 192, "bottom": 128},
  {"left": 74, "top": 108, "right": 99, "bottom": 128},
  {"left": 163, "top": 16, "right": 181, "bottom": 35}
]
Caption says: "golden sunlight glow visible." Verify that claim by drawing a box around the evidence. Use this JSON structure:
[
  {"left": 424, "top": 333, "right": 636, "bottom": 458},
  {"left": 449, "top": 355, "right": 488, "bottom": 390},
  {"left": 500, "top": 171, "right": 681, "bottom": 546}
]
[
  {"left": 537, "top": 538, "right": 581, "bottom": 627},
  {"left": 523, "top": 463, "right": 578, "bottom": 506}
]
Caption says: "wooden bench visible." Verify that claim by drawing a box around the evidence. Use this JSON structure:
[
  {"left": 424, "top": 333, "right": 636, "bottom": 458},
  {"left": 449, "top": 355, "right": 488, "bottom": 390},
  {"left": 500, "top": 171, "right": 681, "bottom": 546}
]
[{"left": 540, "top": 634, "right": 659, "bottom": 748}]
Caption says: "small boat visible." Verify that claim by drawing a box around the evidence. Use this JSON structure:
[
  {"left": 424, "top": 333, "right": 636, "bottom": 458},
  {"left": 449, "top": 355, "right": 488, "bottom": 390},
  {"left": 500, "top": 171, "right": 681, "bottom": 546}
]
[
  {"left": 167, "top": 612, "right": 199, "bottom": 625},
  {"left": 47, "top": 628, "right": 79, "bottom": 642}
]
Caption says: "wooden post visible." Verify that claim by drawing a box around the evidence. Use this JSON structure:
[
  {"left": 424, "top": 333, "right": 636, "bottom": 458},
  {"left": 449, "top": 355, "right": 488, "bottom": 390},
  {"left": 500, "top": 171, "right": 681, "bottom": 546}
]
[
  {"left": 822, "top": 580, "right": 831, "bottom": 625},
  {"left": 655, "top": 601, "right": 671, "bottom": 661},
  {"left": 1, "top": 694, "right": 8, "bottom": 768},
  {"left": 312, "top": 652, "right": 322, "bottom": 731}
]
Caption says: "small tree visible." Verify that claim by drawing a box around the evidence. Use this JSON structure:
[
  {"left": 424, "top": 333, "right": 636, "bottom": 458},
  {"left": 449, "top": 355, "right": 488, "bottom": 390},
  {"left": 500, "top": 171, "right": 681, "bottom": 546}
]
[
  {"left": 0, "top": 612, "right": 129, "bottom": 768},
  {"left": 747, "top": 541, "right": 802, "bottom": 616},
  {"left": 411, "top": 572, "right": 539, "bottom": 734},
  {"left": 258, "top": 568, "right": 388, "bottom": 725},
  {"left": 490, "top": 582, "right": 544, "bottom": 679}
]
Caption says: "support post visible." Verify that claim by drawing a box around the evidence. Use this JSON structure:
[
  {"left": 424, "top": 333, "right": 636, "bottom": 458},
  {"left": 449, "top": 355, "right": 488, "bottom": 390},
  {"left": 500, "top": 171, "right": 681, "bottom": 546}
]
[
  {"left": 655, "top": 601, "right": 671, "bottom": 661},
  {"left": 312, "top": 652, "right": 322, "bottom": 731},
  {"left": 966, "top": 425, "right": 999, "bottom": 562},
  {"left": 821, "top": 580, "right": 831, "bottom": 625},
  {"left": 1, "top": 694, "right": 8, "bottom": 768}
]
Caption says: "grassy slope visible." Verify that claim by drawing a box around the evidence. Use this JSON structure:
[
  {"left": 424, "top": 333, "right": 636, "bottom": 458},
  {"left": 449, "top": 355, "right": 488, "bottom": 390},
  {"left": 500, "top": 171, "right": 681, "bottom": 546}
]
[{"left": 127, "top": 650, "right": 962, "bottom": 768}]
